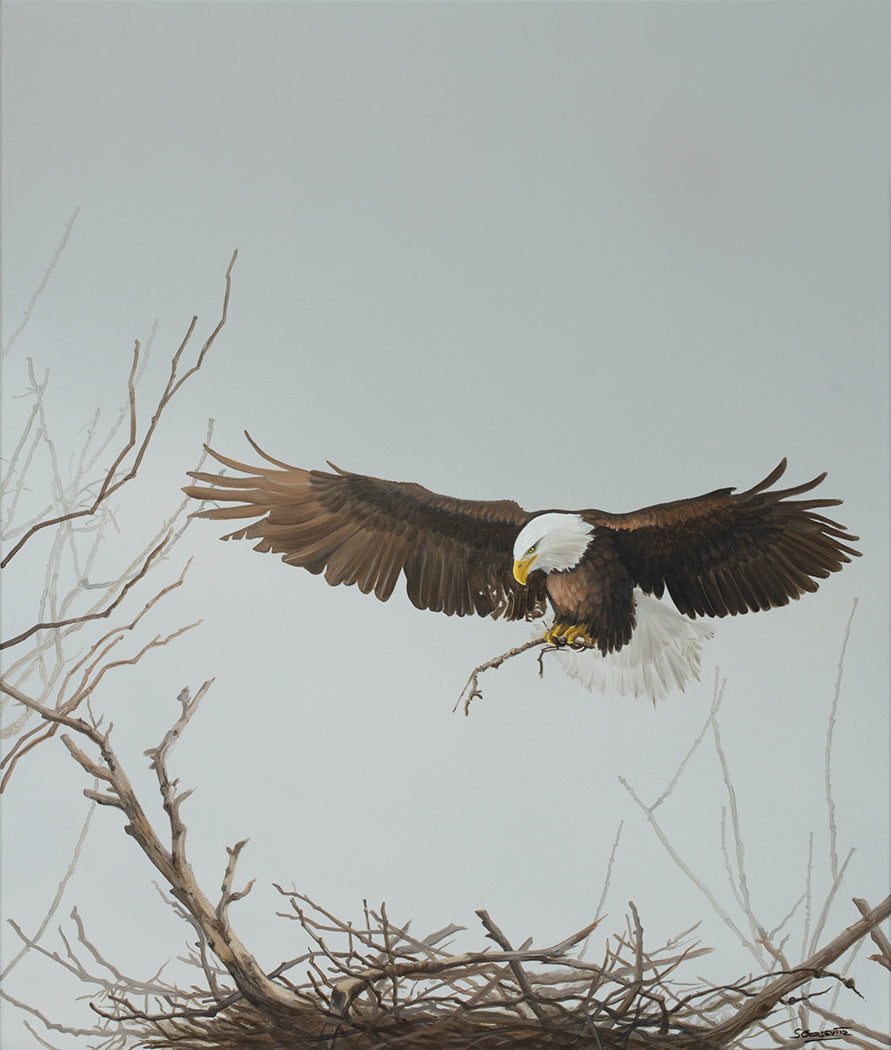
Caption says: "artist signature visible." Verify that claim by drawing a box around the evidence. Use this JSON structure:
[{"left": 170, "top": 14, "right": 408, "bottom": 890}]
[{"left": 792, "top": 1027, "right": 850, "bottom": 1044}]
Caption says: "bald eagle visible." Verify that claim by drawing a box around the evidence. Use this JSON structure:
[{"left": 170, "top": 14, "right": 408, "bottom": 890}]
[{"left": 184, "top": 440, "right": 859, "bottom": 701}]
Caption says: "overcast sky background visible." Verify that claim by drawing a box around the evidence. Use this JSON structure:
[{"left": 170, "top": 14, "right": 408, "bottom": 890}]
[{"left": 2, "top": 3, "right": 890, "bottom": 1047}]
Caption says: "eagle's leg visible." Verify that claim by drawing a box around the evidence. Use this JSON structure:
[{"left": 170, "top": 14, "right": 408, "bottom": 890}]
[
  {"left": 544, "top": 622, "right": 594, "bottom": 647},
  {"left": 543, "top": 622, "right": 569, "bottom": 645}
]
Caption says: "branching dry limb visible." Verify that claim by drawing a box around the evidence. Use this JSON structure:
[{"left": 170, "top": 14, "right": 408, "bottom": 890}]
[
  {"left": 0, "top": 531, "right": 172, "bottom": 651},
  {"left": 853, "top": 898, "right": 891, "bottom": 973},
  {"left": 1, "top": 430, "right": 215, "bottom": 789},
  {"left": 456, "top": 630, "right": 604, "bottom": 714},
  {"left": 705, "top": 896, "right": 891, "bottom": 1047},
  {"left": 455, "top": 638, "right": 546, "bottom": 715},
  {"left": 3, "top": 678, "right": 315, "bottom": 1025},
  {"left": 2, "top": 207, "right": 80, "bottom": 361},
  {"left": 1, "top": 249, "right": 236, "bottom": 570}
]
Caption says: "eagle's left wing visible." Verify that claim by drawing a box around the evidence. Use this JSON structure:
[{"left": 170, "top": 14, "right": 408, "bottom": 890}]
[
  {"left": 584, "top": 460, "right": 860, "bottom": 619},
  {"left": 184, "top": 437, "right": 549, "bottom": 621}
]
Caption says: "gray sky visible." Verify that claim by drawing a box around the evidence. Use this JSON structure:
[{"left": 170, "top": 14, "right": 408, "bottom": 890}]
[{"left": 2, "top": 3, "right": 889, "bottom": 1046}]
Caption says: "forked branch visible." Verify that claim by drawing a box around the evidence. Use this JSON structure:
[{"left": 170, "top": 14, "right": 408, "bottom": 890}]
[
  {"left": 456, "top": 637, "right": 554, "bottom": 714},
  {"left": 1, "top": 678, "right": 314, "bottom": 1021},
  {"left": 1, "top": 249, "right": 237, "bottom": 570},
  {"left": 0, "top": 532, "right": 172, "bottom": 651},
  {"left": 706, "top": 895, "right": 891, "bottom": 1046},
  {"left": 455, "top": 632, "right": 602, "bottom": 715}
]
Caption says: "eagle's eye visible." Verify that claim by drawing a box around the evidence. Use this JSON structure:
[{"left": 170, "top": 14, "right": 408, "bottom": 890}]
[{"left": 526, "top": 542, "right": 538, "bottom": 557}]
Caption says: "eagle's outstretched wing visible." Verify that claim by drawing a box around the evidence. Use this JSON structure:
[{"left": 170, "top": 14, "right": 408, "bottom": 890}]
[
  {"left": 586, "top": 460, "right": 860, "bottom": 619},
  {"left": 184, "top": 436, "right": 548, "bottom": 621}
]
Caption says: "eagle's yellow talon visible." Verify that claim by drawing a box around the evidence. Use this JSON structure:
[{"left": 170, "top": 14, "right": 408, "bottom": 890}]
[
  {"left": 544, "top": 623, "right": 568, "bottom": 645},
  {"left": 564, "top": 624, "right": 593, "bottom": 646},
  {"left": 544, "top": 622, "right": 592, "bottom": 646}
]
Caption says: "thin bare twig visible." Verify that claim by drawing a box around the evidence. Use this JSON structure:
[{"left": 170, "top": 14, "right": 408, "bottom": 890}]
[
  {"left": 711, "top": 717, "right": 760, "bottom": 948},
  {"left": 1, "top": 531, "right": 172, "bottom": 650},
  {"left": 0, "top": 800, "right": 96, "bottom": 982},
  {"left": 594, "top": 821, "right": 623, "bottom": 924},
  {"left": 706, "top": 897, "right": 891, "bottom": 1046},
  {"left": 454, "top": 638, "right": 546, "bottom": 715},
  {"left": 476, "top": 909, "right": 553, "bottom": 1023},
  {"left": 2, "top": 208, "right": 80, "bottom": 361},
  {"left": 1, "top": 430, "right": 214, "bottom": 788},
  {"left": 12, "top": 678, "right": 314, "bottom": 1017},
  {"left": 619, "top": 774, "right": 758, "bottom": 956},
  {"left": 1, "top": 249, "right": 236, "bottom": 569},
  {"left": 826, "top": 598, "right": 858, "bottom": 882},
  {"left": 652, "top": 669, "right": 725, "bottom": 811},
  {"left": 216, "top": 840, "right": 256, "bottom": 925},
  {"left": 853, "top": 899, "right": 891, "bottom": 972}
]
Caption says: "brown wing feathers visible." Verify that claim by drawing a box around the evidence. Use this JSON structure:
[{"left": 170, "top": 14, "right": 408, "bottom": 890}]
[
  {"left": 184, "top": 438, "right": 546, "bottom": 621},
  {"left": 185, "top": 443, "right": 858, "bottom": 633},
  {"left": 590, "top": 459, "right": 859, "bottom": 619}
]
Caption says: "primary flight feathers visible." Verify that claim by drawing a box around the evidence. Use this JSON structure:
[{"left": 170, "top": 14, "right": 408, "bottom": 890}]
[{"left": 184, "top": 438, "right": 859, "bottom": 700}]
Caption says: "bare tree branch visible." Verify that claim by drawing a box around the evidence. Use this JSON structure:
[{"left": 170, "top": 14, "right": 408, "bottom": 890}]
[
  {"left": 0, "top": 799, "right": 96, "bottom": 983},
  {"left": 1, "top": 249, "right": 236, "bottom": 570},
  {"left": 454, "top": 638, "right": 547, "bottom": 715},
  {"left": 619, "top": 773, "right": 759, "bottom": 958},
  {"left": 4, "top": 677, "right": 316, "bottom": 1024},
  {"left": 826, "top": 598, "right": 859, "bottom": 882},
  {"left": 1, "top": 433, "right": 214, "bottom": 789},
  {"left": 1, "top": 531, "right": 172, "bottom": 651},
  {"left": 853, "top": 898, "right": 891, "bottom": 973},
  {"left": 476, "top": 909, "right": 554, "bottom": 1023},
  {"left": 706, "top": 896, "right": 891, "bottom": 1047},
  {"left": 2, "top": 208, "right": 80, "bottom": 361}
]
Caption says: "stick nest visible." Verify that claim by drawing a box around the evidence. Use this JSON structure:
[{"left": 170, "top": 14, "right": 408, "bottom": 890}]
[{"left": 129, "top": 896, "right": 802, "bottom": 1050}]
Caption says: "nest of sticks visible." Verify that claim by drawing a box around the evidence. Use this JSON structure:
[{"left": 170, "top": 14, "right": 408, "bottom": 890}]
[
  {"left": 139, "top": 900, "right": 709, "bottom": 1049},
  {"left": 131, "top": 892, "right": 880, "bottom": 1050}
]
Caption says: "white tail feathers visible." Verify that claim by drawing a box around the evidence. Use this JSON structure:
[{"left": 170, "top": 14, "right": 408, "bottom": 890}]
[{"left": 547, "top": 589, "right": 714, "bottom": 703}]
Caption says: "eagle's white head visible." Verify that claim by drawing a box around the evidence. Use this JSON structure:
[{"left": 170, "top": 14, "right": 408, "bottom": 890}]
[{"left": 512, "top": 513, "right": 594, "bottom": 584}]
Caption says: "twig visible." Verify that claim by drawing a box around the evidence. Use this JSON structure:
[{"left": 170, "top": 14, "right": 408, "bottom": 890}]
[
  {"left": 2, "top": 208, "right": 79, "bottom": 361},
  {"left": 712, "top": 717, "right": 760, "bottom": 950},
  {"left": 593, "top": 821, "right": 623, "bottom": 925},
  {"left": 651, "top": 669, "right": 724, "bottom": 811},
  {"left": 805, "top": 1000, "right": 891, "bottom": 1046},
  {"left": 1, "top": 249, "right": 236, "bottom": 569},
  {"left": 0, "top": 800, "right": 96, "bottom": 982},
  {"left": 4, "top": 677, "right": 314, "bottom": 1018},
  {"left": 216, "top": 840, "right": 256, "bottom": 924},
  {"left": 0, "top": 987, "right": 107, "bottom": 1041},
  {"left": 613, "top": 903, "right": 645, "bottom": 1017},
  {"left": 476, "top": 910, "right": 551, "bottom": 1022},
  {"left": 706, "top": 897, "right": 890, "bottom": 1046},
  {"left": 1, "top": 531, "right": 172, "bottom": 650},
  {"left": 826, "top": 598, "right": 858, "bottom": 882},
  {"left": 619, "top": 774, "right": 758, "bottom": 956},
  {"left": 454, "top": 638, "right": 547, "bottom": 715},
  {"left": 853, "top": 898, "right": 891, "bottom": 973},
  {"left": 808, "top": 848, "right": 856, "bottom": 957}
]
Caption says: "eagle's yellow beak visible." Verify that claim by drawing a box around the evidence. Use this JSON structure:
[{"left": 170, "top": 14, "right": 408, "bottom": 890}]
[{"left": 513, "top": 555, "right": 536, "bottom": 586}]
